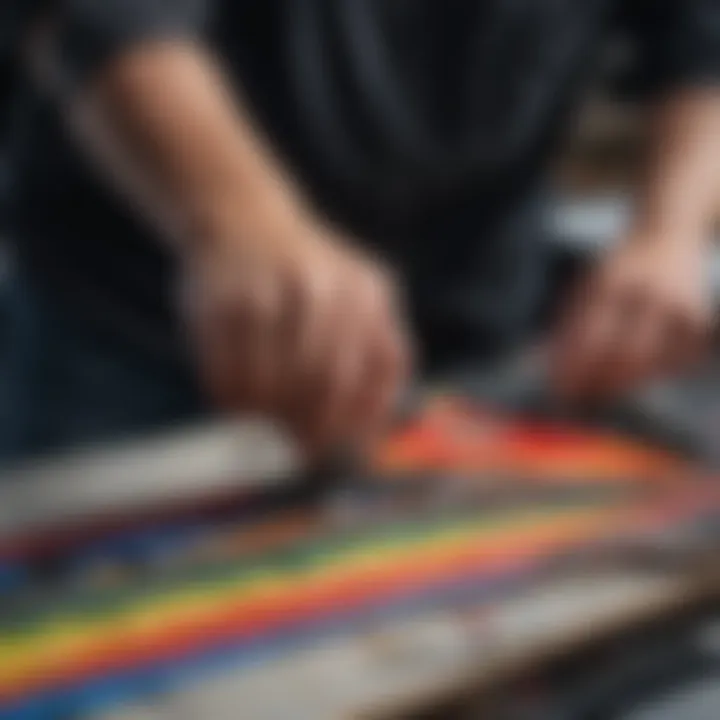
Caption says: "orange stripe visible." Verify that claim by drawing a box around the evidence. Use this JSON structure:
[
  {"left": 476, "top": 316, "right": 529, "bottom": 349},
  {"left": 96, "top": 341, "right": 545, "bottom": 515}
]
[
  {"left": 5, "top": 489, "right": 714, "bottom": 701},
  {"left": 1, "top": 512, "right": 621, "bottom": 699}
]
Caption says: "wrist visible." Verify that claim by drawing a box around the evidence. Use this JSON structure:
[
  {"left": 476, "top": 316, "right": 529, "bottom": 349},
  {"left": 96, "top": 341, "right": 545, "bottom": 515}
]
[
  {"left": 182, "top": 182, "right": 311, "bottom": 258},
  {"left": 626, "top": 215, "right": 710, "bottom": 254}
]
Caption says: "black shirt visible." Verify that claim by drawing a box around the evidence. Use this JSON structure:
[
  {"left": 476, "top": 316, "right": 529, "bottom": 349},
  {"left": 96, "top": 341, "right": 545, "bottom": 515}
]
[{"left": 2, "top": 0, "right": 720, "bottom": 374}]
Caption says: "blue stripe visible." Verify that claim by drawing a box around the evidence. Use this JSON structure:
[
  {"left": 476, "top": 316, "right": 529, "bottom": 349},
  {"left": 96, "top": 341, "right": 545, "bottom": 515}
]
[
  {"left": 0, "top": 564, "right": 27, "bottom": 595},
  {"left": 0, "top": 556, "right": 545, "bottom": 719}
]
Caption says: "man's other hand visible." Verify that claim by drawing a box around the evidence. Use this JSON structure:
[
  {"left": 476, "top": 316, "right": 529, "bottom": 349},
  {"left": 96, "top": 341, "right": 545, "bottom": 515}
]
[
  {"left": 180, "top": 202, "right": 411, "bottom": 457},
  {"left": 550, "top": 234, "right": 713, "bottom": 404}
]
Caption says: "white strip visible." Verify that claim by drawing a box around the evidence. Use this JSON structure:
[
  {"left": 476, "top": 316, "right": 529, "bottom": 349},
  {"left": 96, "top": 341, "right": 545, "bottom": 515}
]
[
  {"left": 0, "top": 420, "right": 298, "bottom": 537},
  {"left": 93, "top": 571, "right": 701, "bottom": 720}
]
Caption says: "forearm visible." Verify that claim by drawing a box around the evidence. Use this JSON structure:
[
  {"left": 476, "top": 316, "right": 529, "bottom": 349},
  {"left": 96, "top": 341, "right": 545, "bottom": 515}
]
[
  {"left": 33, "top": 38, "right": 305, "bottom": 252},
  {"left": 23, "top": 24, "right": 407, "bottom": 449},
  {"left": 632, "top": 89, "right": 720, "bottom": 248}
]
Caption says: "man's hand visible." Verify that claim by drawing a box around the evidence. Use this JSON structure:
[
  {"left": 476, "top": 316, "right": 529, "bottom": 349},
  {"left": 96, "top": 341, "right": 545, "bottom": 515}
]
[
  {"left": 31, "top": 39, "right": 411, "bottom": 458},
  {"left": 551, "top": 234, "right": 713, "bottom": 404},
  {"left": 181, "top": 203, "right": 411, "bottom": 455}
]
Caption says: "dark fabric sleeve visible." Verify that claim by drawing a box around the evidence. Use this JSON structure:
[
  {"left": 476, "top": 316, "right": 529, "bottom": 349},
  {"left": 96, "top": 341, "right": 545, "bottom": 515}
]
[
  {"left": 0, "top": 2, "right": 51, "bottom": 56},
  {"left": 54, "top": 0, "right": 211, "bottom": 90},
  {"left": 1, "top": 1, "right": 211, "bottom": 97},
  {"left": 621, "top": 0, "right": 720, "bottom": 96}
]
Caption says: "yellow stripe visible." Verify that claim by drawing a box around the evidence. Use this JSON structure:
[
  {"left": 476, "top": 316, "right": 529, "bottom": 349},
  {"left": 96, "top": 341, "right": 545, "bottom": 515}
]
[
  {"left": 0, "top": 507, "right": 621, "bottom": 688},
  {"left": 0, "top": 508, "right": 617, "bottom": 686},
  {"left": 5, "top": 509, "right": 560, "bottom": 646}
]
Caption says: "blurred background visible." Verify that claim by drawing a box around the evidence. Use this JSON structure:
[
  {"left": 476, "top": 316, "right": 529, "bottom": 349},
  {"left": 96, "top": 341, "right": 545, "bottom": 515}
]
[{"left": 2, "top": 21, "right": 720, "bottom": 720}]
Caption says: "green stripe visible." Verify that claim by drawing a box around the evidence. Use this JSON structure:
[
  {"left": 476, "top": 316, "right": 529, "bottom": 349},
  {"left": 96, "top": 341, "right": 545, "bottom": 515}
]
[{"left": 0, "top": 500, "right": 612, "bottom": 641}]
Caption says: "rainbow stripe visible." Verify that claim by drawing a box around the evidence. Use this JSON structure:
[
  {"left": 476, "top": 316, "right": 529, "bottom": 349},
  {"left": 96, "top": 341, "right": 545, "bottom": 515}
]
[
  {"left": 0, "top": 399, "right": 713, "bottom": 719},
  {"left": 1, "top": 487, "right": 715, "bottom": 717}
]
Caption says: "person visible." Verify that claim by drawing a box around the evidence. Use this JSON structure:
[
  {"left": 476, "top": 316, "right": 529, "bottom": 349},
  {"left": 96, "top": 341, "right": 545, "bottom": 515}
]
[{"left": 0, "top": 0, "right": 718, "bottom": 465}]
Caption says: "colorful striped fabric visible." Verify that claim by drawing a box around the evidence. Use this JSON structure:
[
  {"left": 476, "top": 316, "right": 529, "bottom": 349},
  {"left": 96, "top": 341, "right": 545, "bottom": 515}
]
[
  {"left": 0, "top": 398, "right": 715, "bottom": 719},
  {"left": 374, "top": 397, "right": 689, "bottom": 480}
]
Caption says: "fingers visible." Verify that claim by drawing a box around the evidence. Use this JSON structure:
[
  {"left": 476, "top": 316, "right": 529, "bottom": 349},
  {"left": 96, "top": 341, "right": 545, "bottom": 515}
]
[
  {"left": 235, "top": 273, "right": 285, "bottom": 410},
  {"left": 188, "top": 240, "right": 411, "bottom": 460},
  {"left": 285, "top": 261, "right": 410, "bottom": 456},
  {"left": 359, "top": 307, "right": 412, "bottom": 445},
  {"left": 338, "top": 270, "right": 412, "bottom": 451},
  {"left": 662, "top": 305, "right": 708, "bottom": 373},
  {"left": 552, "top": 270, "right": 710, "bottom": 406},
  {"left": 605, "top": 301, "right": 665, "bottom": 395},
  {"left": 553, "top": 276, "right": 618, "bottom": 403}
]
